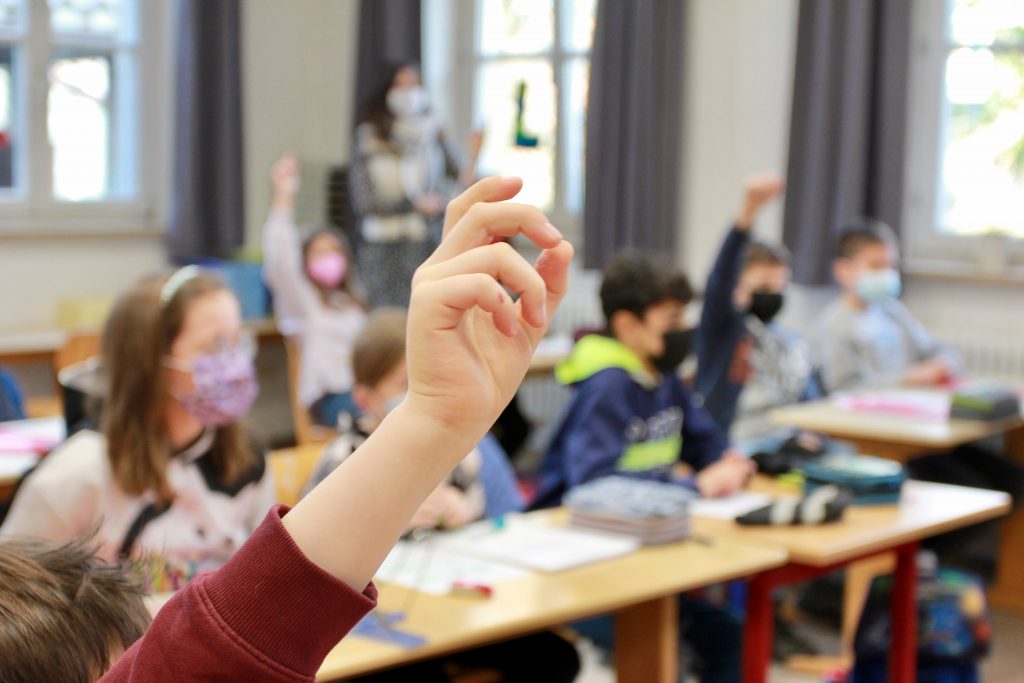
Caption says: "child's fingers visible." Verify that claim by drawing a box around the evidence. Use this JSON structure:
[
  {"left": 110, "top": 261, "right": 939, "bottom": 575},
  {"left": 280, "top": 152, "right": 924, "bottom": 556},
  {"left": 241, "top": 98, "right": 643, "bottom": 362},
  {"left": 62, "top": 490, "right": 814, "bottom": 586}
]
[
  {"left": 428, "top": 202, "right": 562, "bottom": 266},
  {"left": 419, "top": 242, "right": 548, "bottom": 328},
  {"left": 442, "top": 176, "right": 524, "bottom": 237},
  {"left": 534, "top": 241, "right": 574, "bottom": 321},
  {"left": 412, "top": 273, "right": 519, "bottom": 337}
]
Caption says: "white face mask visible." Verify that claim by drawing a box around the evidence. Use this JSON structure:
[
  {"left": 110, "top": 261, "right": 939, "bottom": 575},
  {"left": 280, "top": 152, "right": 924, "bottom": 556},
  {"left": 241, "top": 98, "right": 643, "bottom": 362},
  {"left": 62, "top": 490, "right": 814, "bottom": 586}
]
[{"left": 386, "top": 86, "right": 428, "bottom": 119}]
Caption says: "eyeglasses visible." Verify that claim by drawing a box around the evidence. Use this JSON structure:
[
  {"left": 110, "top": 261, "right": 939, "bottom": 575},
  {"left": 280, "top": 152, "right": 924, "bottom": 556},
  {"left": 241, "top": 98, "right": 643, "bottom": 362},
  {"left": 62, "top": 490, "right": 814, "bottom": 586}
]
[{"left": 163, "top": 329, "right": 257, "bottom": 372}]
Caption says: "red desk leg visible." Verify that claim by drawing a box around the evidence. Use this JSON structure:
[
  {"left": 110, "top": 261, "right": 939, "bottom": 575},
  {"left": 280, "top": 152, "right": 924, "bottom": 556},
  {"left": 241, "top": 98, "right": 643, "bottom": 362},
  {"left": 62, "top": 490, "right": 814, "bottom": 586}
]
[
  {"left": 890, "top": 541, "right": 919, "bottom": 683},
  {"left": 743, "top": 572, "right": 774, "bottom": 683}
]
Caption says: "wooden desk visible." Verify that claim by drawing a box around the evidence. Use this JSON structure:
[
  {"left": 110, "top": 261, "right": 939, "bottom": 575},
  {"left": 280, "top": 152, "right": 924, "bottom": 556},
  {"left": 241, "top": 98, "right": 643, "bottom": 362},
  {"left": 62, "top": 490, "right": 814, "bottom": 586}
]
[
  {"left": 317, "top": 516, "right": 787, "bottom": 683},
  {"left": 770, "top": 399, "right": 1022, "bottom": 461},
  {"left": 267, "top": 443, "right": 324, "bottom": 507},
  {"left": 771, "top": 397, "right": 1024, "bottom": 613},
  {"left": 692, "top": 479, "right": 1011, "bottom": 683}
]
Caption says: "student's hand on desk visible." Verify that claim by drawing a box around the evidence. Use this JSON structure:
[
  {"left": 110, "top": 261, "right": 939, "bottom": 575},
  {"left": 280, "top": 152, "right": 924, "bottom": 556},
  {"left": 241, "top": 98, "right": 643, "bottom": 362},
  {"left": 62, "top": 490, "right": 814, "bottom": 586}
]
[
  {"left": 696, "top": 451, "right": 757, "bottom": 498},
  {"left": 271, "top": 153, "right": 299, "bottom": 208},
  {"left": 904, "top": 358, "right": 954, "bottom": 386},
  {"left": 736, "top": 173, "right": 785, "bottom": 230},
  {"left": 405, "top": 176, "right": 573, "bottom": 452},
  {"left": 408, "top": 483, "right": 476, "bottom": 530}
]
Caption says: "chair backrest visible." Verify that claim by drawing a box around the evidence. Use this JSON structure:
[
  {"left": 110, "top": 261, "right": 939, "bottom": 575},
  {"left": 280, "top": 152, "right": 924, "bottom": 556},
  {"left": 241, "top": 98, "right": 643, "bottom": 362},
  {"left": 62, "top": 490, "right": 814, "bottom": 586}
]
[
  {"left": 54, "top": 332, "right": 101, "bottom": 375},
  {"left": 267, "top": 443, "right": 324, "bottom": 507},
  {"left": 283, "top": 337, "right": 333, "bottom": 446}
]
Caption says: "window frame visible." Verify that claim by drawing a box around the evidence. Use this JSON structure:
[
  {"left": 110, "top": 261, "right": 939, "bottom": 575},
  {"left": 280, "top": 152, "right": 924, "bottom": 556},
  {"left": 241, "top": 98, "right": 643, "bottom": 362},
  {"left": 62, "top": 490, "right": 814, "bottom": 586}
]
[
  {"left": 467, "top": 0, "right": 593, "bottom": 239},
  {"left": 0, "top": 0, "right": 169, "bottom": 236},
  {"left": 902, "top": 0, "right": 1024, "bottom": 274}
]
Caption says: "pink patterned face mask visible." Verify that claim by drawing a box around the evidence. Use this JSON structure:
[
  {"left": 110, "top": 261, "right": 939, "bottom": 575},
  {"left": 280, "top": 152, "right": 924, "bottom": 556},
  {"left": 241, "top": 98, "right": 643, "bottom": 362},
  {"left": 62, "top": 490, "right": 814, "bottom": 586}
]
[
  {"left": 307, "top": 252, "right": 348, "bottom": 288},
  {"left": 167, "top": 345, "right": 258, "bottom": 427}
]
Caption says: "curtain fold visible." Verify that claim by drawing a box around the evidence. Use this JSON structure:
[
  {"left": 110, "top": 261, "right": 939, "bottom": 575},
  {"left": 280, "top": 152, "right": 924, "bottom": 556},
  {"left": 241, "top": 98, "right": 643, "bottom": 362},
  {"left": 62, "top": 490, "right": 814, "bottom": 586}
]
[
  {"left": 167, "top": 0, "right": 245, "bottom": 261},
  {"left": 782, "top": 0, "right": 913, "bottom": 285},
  {"left": 582, "top": 0, "right": 686, "bottom": 270}
]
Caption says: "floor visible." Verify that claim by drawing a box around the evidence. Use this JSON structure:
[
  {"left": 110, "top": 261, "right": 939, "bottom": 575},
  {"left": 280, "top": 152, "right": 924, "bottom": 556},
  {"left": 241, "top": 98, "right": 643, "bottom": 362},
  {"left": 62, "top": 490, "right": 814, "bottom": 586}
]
[{"left": 573, "top": 610, "right": 1024, "bottom": 682}]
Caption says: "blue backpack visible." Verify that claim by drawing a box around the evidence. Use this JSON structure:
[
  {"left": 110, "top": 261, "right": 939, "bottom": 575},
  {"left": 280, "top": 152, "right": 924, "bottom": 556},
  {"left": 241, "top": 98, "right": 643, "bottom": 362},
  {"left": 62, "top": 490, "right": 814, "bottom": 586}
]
[{"left": 852, "top": 568, "right": 991, "bottom": 683}]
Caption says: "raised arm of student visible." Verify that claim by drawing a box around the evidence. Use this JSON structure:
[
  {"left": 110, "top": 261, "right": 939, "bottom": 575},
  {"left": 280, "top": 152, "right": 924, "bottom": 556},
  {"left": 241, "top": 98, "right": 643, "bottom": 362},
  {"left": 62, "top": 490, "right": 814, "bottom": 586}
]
[
  {"left": 102, "top": 177, "right": 572, "bottom": 682},
  {"left": 261, "top": 153, "right": 318, "bottom": 323}
]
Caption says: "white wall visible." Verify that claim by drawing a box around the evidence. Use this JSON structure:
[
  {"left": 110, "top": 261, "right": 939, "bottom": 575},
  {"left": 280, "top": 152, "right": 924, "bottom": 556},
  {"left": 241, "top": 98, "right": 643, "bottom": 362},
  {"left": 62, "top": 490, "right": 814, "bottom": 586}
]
[
  {"left": 679, "top": 0, "right": 798, "bottom": 286},
  {"left": 242, "top": 0, "right": 360, "bottom": 247}
]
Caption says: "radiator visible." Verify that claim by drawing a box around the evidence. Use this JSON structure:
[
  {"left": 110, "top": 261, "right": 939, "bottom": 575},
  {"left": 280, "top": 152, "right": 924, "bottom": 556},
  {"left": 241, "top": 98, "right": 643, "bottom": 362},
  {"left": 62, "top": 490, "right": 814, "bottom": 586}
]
[{"left": 940, "top": 330, "right": 1024, "bottom": 384}]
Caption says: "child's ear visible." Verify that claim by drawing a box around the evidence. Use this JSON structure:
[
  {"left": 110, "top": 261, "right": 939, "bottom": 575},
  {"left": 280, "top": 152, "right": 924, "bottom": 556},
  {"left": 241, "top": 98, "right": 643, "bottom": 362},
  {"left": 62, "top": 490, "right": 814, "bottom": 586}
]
[
  {"left": 352, "top": 385, "right": 372, "bottom": 413},
  {"left": 609, "top": 310, "right": 639, "bottom": 340},
  {"left": 833, "top": 258, "right": 850, "bottom": 287}
]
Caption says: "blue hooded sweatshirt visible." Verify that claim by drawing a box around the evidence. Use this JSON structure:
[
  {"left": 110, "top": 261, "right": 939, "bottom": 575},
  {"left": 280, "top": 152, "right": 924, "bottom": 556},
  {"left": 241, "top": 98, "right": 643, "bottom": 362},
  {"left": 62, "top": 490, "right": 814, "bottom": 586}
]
[{"left": 530, "top": 334, "right": 729, "bottom": 509}]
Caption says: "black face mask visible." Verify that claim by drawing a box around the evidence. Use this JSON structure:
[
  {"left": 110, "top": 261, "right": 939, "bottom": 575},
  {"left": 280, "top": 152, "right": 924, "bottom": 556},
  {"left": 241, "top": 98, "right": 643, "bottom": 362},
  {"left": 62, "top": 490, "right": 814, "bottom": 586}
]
[
  {"left": 653, "top": 328, "right": 694, "bottom": 373},
  {"left": 747, "top": 292, "right": 784, "bottom": 324}
]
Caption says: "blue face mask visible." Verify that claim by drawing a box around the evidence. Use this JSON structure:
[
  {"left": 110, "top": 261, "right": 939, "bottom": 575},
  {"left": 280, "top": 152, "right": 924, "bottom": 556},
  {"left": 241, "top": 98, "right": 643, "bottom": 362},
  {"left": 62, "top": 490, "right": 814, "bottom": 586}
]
[{"left": 855, "top": 268, "right": 901, "bottom": 302}]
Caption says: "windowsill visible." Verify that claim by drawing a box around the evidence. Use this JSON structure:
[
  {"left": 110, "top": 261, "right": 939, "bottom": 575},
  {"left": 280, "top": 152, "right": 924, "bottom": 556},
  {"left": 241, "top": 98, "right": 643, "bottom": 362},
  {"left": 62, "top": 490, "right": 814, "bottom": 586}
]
[{"left": 905, "top": 259, "right": 1024, "bottom": 287}]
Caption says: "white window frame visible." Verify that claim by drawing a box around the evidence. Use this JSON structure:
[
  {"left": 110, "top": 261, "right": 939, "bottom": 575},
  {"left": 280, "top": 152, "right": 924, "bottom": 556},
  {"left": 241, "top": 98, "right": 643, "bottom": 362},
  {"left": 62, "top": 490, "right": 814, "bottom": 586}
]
[
  {"left": 455, "top": 0, "right": 592, "bottom": 239},
  {"left": 903, "top": 0, "right": 1024, "bottom": 275},
  {"left": 0, "top": 0, "right": 170, "bottom": 236}
]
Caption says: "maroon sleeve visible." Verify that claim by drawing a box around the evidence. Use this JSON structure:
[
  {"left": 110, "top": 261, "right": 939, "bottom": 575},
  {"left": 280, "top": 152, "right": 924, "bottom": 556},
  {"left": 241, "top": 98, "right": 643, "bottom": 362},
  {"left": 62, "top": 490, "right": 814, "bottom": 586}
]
[{"left": 100, "top": 505, "right": 378, "bottom": 682}]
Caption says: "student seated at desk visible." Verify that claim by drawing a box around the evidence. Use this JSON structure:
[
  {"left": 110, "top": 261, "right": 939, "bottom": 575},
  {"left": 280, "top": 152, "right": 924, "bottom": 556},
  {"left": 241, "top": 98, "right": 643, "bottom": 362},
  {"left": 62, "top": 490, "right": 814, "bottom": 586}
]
[
  {"left": 1, "top": 268, "right": 276, "bottom": 592},
  {"left": 695, "top": 174, "right": 819, "bottom": 441},
  {"left": 0, "top": 176, "right": 574, "bottom": 683},
  {"left": 304, "top": 308, "right": 580, "bottom": 683},
  {"left": 263, "top": 153, "right": 369, "bottom": 427},
  {"left": 532, "top": 256, "right": 754, "bottom": 683},
  {"left": 818, "top": 219, "right": 961, "bottom": 393}
]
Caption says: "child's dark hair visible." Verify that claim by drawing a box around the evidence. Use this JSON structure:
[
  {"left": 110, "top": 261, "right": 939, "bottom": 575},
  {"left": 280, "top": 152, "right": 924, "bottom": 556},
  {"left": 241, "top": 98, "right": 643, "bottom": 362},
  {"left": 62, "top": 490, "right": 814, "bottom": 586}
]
[
  {"left": 0, "top": 533, "right": 150, "bottom": 682},
  {"left": 837, "top": 218, "right": 898, "bottom": 259},
  {"left": 744, "top": 241, "right": 792, "bottom": 270},
  {"left": 599, "top": 256, "right": 693, "bottom": 323},
  {"left": 352, "top": 308, "right": 407, "bottom": 388}
]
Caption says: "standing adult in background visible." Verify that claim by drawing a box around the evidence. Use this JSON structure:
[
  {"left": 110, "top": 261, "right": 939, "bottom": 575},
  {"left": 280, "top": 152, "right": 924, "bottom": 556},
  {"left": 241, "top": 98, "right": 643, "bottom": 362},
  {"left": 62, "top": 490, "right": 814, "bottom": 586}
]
[{"left": 350, "top": 63, "right": 482, "bottom": 308}]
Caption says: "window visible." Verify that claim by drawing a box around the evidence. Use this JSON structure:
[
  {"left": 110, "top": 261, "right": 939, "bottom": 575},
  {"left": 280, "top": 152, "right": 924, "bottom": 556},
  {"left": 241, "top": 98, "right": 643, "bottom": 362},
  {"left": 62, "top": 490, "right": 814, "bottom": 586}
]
[
  {"left": 905, "top": 0, "right": 1024, "bottom": 267},
  {"left": 0, "top": 0, "right": 166, "bottom": 233},
  {"left": 471, "top": 0, "right": 596, "bottom": 227}
]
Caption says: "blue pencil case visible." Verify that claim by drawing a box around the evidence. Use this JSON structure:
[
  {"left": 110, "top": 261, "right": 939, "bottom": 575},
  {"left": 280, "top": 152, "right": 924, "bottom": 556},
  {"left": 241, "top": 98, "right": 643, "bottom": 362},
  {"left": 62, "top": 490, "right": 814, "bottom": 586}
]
[{"left": 801, "top": 454, "right": 906, "bottom": 505}]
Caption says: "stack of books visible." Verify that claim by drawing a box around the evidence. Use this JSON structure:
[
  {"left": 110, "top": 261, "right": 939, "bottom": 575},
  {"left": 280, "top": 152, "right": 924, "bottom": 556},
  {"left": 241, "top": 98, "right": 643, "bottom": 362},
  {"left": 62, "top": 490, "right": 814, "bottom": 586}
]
[{"left": 565, "top": 476, "right": 695, "bottom": 545}]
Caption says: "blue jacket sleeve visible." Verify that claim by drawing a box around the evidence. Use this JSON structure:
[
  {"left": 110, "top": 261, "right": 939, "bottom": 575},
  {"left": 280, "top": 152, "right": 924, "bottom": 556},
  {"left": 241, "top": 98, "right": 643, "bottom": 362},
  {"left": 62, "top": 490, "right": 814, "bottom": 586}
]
[
  {"left": 679, "top": 385, "right": 729, "bottom": 472},
  {"left": 699, "top": 226, "right": 750, "bottom": 340}
]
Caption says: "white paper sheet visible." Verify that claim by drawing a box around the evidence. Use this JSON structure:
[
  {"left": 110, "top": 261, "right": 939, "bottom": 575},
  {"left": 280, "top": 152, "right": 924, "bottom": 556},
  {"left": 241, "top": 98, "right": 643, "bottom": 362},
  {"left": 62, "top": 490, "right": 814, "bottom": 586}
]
[
  {"left": 689, "top": 491, "right": 774, "bottom": 520},
  {"left": 375, "top": 541, "right": 532, "bottom": 595}
]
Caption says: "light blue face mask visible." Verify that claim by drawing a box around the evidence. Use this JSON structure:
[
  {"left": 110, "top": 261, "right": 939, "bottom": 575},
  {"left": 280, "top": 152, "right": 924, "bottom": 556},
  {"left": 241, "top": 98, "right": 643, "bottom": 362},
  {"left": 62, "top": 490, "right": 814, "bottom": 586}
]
[{"left": 855, "top": 268, "right": 901, "bottom": 302}]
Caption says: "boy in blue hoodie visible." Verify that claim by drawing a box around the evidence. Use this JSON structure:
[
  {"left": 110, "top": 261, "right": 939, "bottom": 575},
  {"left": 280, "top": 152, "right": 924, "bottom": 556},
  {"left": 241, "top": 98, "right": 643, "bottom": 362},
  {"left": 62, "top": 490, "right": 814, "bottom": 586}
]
[{"left": 532, "top": 256, "right": 753, "bottom": 683}]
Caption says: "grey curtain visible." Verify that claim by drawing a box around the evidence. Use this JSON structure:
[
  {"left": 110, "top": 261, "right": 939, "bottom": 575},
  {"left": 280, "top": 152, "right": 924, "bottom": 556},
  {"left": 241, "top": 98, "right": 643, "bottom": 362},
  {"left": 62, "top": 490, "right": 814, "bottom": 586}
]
[
  {"left": 354, "top": 0, "right": 422, "bottom": 123},
  {"left": 167, "top": 0, "right": 245, "bottom": 260},
  {"left": 583, "top": 0, "right": 686, "bottom": 270},
  {"left": 782, "top": 0, "right": 913, "bottom": 285}
]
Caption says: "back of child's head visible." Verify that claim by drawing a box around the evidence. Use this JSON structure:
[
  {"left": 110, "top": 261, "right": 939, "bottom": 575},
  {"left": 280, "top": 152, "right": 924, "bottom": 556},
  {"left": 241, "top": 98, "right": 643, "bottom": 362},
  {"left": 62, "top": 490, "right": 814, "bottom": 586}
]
[
  {"left": 744, "top": 241, "right": 792, "bottom": 271},
  {"left": 0, "top": 535, "right": 149, "bottom": 683},
  {"left": 352, "top": 308, "right": 408, "bottom": 389},
  {"left": 836, "top": 218, "right": 898, "bottom": 260},
  {"left": 599, "top": 256, "right": 692, "bottom": 325}
]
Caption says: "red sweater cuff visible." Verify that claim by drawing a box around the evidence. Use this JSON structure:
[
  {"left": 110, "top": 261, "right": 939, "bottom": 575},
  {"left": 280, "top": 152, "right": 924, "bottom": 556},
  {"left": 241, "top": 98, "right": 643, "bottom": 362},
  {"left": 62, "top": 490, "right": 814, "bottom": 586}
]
[{"left": 200, "top": 504, "right": 378, "bottom": 675}]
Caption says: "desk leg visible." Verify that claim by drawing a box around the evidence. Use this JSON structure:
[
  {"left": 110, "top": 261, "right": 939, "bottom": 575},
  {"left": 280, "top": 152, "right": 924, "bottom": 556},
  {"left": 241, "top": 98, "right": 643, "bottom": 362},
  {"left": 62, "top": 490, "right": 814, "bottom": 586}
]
[
  {"left": 742, "top": 573, "right": 774, "bottom": 683},
  {"left": 614, "top": 595, "right": 678, "bottom": 683},
  {"left": 990, "top": 424, "right": 1024, "bottom": 614},
  {"left": 890, "top": 541, "right": 919, "bottom": 683}
]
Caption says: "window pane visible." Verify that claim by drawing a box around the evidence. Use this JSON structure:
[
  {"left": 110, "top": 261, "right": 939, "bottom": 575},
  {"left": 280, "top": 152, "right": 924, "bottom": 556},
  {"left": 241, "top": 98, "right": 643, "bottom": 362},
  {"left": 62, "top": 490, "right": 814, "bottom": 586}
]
[
  {"left": 0, "top": 0, "right": 24, "bottom": 30},
  {"left": 0, "top": 44, "right": 14, "bottom": 189},
  {"left": 560, "top": 0, "right": 596, "bottom": 52},
  {"left": 475, "top": 59, "right": 555, "bottom": 209},
  {"left": 478, "top": 0, "right": 554, "bottom": 57},
  {"left": 49, "top": 0, "right": 123, "bottom": 37},
  {"left": 563, "top": 57, "right": 589, "bottom": 214},
  {"left": 48, "top": 48, "right": 112, "bottom": 201},
  {"left": 941, "top": 48, "right": 1024, "bottom": 236},
  {"left": 950, "top": 0, "right": 1024, "bottom": 47}
]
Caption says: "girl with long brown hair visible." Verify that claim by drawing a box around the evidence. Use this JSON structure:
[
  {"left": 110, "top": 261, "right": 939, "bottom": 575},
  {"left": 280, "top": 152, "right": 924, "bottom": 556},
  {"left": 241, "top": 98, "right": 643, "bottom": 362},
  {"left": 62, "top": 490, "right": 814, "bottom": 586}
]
[{"left": 1, "top": 268, "right": 275, "bottom": 590}]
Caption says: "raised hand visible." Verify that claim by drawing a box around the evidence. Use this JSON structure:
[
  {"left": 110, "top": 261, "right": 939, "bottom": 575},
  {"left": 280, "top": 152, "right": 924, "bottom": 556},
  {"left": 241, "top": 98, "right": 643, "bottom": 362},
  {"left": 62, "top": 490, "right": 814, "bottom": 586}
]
[
  {"left": 271, "top": 153, "right": 300, "bottom": 209},
  {"left": 737, "top": 173, "right": 785, "bottom": 230},
  {"left": 405, "top": 176, "right": 573, "bottom": 440}
]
